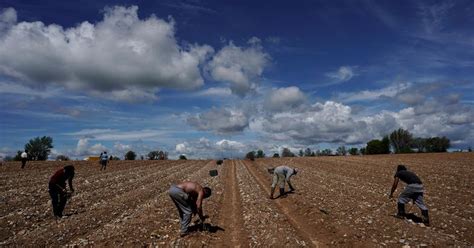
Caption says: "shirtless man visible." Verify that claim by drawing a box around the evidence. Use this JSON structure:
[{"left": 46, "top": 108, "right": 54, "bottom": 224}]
[
  {"left": 269, "top": 165, "right": 298, "bottom": 199},
  {"left": 168, "top": 182, "right": 212, "bottom": 236}
]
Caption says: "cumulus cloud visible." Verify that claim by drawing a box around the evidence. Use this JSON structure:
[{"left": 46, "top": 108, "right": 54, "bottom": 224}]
[
  {"left": 0, "top": 6, "right": 213, "bottom": 102},
  {"left": 0, "top": 7, "right": 16, "bottom": 33},
  {"left": 251, "top": 101, "right": 368, "bottom": 144},
  {"left": 215, "top": 139, "right": 245, "bottom": 150},
  {"left": 187, "top": 108, "right": 249, "bottom": 134},
  {"left": 75, "top": 138, "right": 107, "bottom": 156},
  {"left": 174, "top": 137, "right": 247, "bottom": 158},
  {"left": 207, "top": 39, "right": 270, "bottom": 96},
  {"left": 250, "top": 95, "right": 474, "bottom": 147},
  {"left": 326, "top": 66, "right": 356, "bottom": 82},
  {"left": 264, "top": 86, "right": 306, "bottom": 112}
]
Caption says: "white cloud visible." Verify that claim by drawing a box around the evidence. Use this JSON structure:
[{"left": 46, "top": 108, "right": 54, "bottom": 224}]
[
  {"left": 264, "top": 86, "right": 306, "bottom": 112},
  {"left": 207, "top": 39, "right": 270, "bottom": 96},
  {"left": 113, "top": 142, "right": 132, "bottom": 153},
  {"left": 215, "top": 139, "right": 245, "bottom": 150},
  {"left": 65, "top": 128, "right": 167, "bottom": 141},
  {"left": 326, "top": 66, "right": 356, "bottom": 82},
  {"left": 195, "top": 87, "right": 233, "bottom": 97},
  {"left": 0, "top": 6, "right": 213, "bottom": 102},
  {"left": 175, "top": 143, "right": 188, "bottom": 153},
  {"left": 0, "top": 7, "right": 17, "bottom": 33},
  {"left": 75, "top": 138, "right": 107, "bottom": 156},
  {"left": 337, "top": 82, "right": 412, "bottom": 102},
  {"left": 187, "top": 108, "right": 249, "bottom": 134}
]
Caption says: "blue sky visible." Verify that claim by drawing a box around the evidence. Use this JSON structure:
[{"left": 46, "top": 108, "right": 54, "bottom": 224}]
[{"left": 0, "top": 0, "right": 473, "bottom": 159}]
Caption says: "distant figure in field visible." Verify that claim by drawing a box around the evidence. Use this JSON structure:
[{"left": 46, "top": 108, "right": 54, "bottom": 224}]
[
  {"left": 269, "top": 165, "right": 298, "bottom": 199},
  {"left": 389, "top": 164, "right": 430, "bottom": 226},
  {"left": 20, "top": 150, "right": 28, "bottom": 169},
  {"left": 49, "top": 165, "right": 75, "bottom": 219},
  {"left": 100, "top": 151, "right": 108, "bottom": 170},
  {"left": 168, "top": 182, "right": 212, "bottom": 237}
]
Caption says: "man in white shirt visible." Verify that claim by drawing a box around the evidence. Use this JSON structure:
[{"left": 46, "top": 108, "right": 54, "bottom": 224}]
[
  {"left": 269, "top": 165, "right": 298, "bottom": 199},
  {"left": 21, "top": 150, "right": 28, "bottom": 169}
]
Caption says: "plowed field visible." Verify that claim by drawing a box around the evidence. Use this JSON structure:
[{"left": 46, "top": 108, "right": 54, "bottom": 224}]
[{"left": 1, "top": 153, "right": 473, "bottom": 247}]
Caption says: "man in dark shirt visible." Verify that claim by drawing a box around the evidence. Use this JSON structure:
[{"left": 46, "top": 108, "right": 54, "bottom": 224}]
[
  {"left": 389, "top": 164, "right": 429, "bottom": 226},
  {"left": 48, "top": 165, "right": 75, "bottom": 218}
]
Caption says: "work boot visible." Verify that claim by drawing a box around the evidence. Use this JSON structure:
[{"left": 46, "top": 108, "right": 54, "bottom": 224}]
[
  {"left": 396, "top": 203, "right": 406, "bottom": 219},
  {"left": 421, "top": 210, "right": 430, "bottom": 226},
  {"left": 279, "top": 188, "right": 286, "bottom": 198}
]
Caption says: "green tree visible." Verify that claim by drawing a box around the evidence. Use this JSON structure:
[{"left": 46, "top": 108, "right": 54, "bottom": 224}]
[
  {"left": 246, "top": 151, "right": 256, "bottom": 161},
  {"left": 366, "top": 137, "right": 390, "bottom": 155},
  {"left": 359, "top": 147, "right": 366, "bottom": 155},
  {"left": 25, "top": 136, "right": 53, "bottom": 161},
  {"left": 411, "top": 138, "right": 427, "bottom": 153},
  {"left": 348, "top": 147, "right": 359, "bottom": 155},
  {"left": 425, "top": 137, "right": 450, "bottom": 152},
  {"left": 125, "top": 150, "right": 137, "bottom": 160},
  {"left": 336, "top": 146, "right": 347, "bottom": 156},
  {"left": 13, "top": 151, "right": 22, "bottom": 161},
  {"left": 298, "top": 149, "right": 304, "bottom": 157},
  {"left": 281, "top": 148, "right": 295, "bottom": 157},
  {"left": 272, "top": 153, "right": 280, "bottom": 158},
  {"left": 304, "top": 148, "right": 312, "bottom": 157},
  {"left": 256, "top": 150, "right": 265, "bottom": 158},
  {"left": 179, "top": 154, "right": 187, "bottom": 160},
  {"left": 56, "top": 155, "right": 70, "bottom": 161},
  {"left": 320, "top": 149, "right": 332, "bottom": 156},
  {"left": 390, "top": 128, "right": 413, "bottom": 153}
]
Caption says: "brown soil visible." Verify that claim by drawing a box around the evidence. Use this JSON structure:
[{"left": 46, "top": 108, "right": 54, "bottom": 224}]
[{"left": 0, "top": 153, "right": 472, "bottom": 247}]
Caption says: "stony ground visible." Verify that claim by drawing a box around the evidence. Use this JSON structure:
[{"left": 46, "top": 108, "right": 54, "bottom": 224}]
[{"left": 0, "top": 153, "right": 473, "bottom": 247}]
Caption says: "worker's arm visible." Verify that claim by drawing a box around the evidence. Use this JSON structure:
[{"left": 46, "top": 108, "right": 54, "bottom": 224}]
[
  {"left": 68, "top": 177, "right": 74, "bottom": 192},
  {"left": 286, "top": 172, "right": 295, "bottom": 191},
  {"left": 55, "top": 184, "right": 66, "bottom": 192},
  {"left": 195, "top": 190, "right": 207, "bottom": 221},
  {"left": 389, "top": 177, "right": 399, "bottom": 198},
  {"left": 269, "top": 187, "right": 276, "bottom": 199},
  {"left": 287, "top": 180, "right": 295, "bottom": 191}
]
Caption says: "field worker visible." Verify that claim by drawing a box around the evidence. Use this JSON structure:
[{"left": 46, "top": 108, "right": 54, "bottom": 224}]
[
  {"left": 100, "top": 151, "right": 108, "bottom": 170},
  {"left": 389, "top": 164, "right": 430, "bottom": 226},
  {"left": 269, "top": 166, "right": 298, "bottom": 199},
  {"left": 20, "top": 150, "right": 28, "bottom": 169},
  {"left": 49, "top": 165, "right": 75, "bottom": 218},
  {"left": 168, "top": 182, "right": 212, "bottom": 237}
]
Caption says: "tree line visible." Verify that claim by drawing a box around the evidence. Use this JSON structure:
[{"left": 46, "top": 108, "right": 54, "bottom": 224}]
[{"left": 246, "top": 128, "right": 456, "bottom": 159}]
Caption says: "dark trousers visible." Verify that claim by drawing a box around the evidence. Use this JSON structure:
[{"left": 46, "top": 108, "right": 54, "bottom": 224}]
[
  {"left": 21, "top": 158, "right": 27, "bottom": 168},
  {"left": 49, "top": 185, "right": 67, "bottom": 217},
  {"left": 100, "top": 160, "right": 107, "bottom": 170}
]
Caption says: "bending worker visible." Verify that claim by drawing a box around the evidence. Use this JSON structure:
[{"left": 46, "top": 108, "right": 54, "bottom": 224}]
[
  {"left": 48, "top": 165, "right": 75, "bottom": 219},
  {"left": 168, "top": 181, "right": 212, "bottom": 237},
  {"left": 269, "top": 165, "right": 298, "bottom": 199},
  {"left": 389, "top": 164, "right": 430, "bottom": 226}
]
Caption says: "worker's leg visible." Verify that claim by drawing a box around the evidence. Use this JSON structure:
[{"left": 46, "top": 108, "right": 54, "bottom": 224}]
[
  {"left": 49, "top": 186, "right": 60, "bottom": 217},
  {"left": 169, "top": 186, "right": 193, "bottom": 235},
  {"left": 397, "top": 187, "right": 412, "bottom": 217},
  {"left": 57, "top": 193, "right": 68, "bottom": 217},
  {"left": 413, "top": 193, "right": 429, "bottom": 225},
  {"left": 277, "top": 173, "right": 286, "bottom": 197}
]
